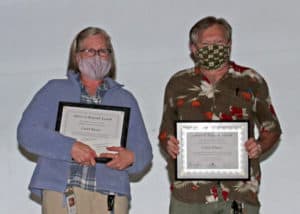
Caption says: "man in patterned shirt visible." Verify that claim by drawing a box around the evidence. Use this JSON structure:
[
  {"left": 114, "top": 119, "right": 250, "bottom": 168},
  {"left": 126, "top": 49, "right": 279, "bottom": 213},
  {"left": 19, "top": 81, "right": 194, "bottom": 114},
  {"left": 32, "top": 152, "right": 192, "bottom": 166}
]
[{"left": 159, "top": 16, "right": 281, "bottom": 214}]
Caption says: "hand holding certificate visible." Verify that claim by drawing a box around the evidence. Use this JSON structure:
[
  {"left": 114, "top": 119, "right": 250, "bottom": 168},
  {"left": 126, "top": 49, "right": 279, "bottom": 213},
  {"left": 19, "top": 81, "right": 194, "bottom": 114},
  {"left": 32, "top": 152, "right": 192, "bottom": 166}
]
[
  {"left": 56, "top": 102, "right": 130, "bottom": 163},
  {"left": 176, "top": 121, "right": 249, "bottom": 180}
]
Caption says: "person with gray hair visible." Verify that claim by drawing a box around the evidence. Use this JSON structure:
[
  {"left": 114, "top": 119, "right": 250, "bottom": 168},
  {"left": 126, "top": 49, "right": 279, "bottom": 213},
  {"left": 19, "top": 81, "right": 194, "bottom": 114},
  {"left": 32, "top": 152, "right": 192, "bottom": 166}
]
[
  {"left": 159, "top": 16, "right": 281, "bottom": 213},
  {"left": 17, "top": 26, "right": 153, "bottom": 214}
]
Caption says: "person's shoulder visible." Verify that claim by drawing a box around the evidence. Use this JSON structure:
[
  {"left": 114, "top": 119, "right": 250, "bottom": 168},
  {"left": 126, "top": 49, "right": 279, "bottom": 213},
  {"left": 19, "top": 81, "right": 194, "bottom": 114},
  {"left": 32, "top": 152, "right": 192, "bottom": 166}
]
[
  {"left": 46, "top": 72, "right": 78, "bottom": 87},
  {"left": 166, "top": 67, "right": 195, "bottom": 86},
  {"left": 108, "top": 84, "right": 141, "bottom": 109},
  {"left": 106, "top": 78, "right": 137, "bottom": 100},
  {"left": 115, "top": 86, "right": 135, "bottom": 97},
  {"left": 45, "top": 71, "right": 79, "bottom": 87},
  {"left": 35, "top": 77, "right": 74, "bottom": 96},
  {"left": 228, "top": 61, "right": 265, "bottom": 83},
  {"left": 46, "top": 78, "right": 69, "bottom": 85},
  {"left": 170, "top": 67, "right": 195, "bottom": 80},
  {"left": 43, "top": 78, "right": 71, "bottom": 88}
]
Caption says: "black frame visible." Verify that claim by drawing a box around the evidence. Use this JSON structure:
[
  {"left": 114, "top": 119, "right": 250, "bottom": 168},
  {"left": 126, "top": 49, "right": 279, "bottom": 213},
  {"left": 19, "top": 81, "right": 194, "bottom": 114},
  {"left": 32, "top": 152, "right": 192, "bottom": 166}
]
[{"left": 55, "top": 101, "right": 130, "bottom": 163}]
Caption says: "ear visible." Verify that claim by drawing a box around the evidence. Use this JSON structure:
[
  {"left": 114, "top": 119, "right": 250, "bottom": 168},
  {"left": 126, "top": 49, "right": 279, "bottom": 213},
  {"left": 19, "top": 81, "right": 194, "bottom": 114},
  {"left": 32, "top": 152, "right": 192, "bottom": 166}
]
[
  {"left": 227, "top": 41, "right": 232, "bottom": 54},
  {"left": 189, "top": 43, "right": 198, "bottom": 63},
  {"left": 189, "top": 43, "right": 197, "bottom": 55},
  {"left": 75, "top": 53, "right": 81, "bottom": 65}
]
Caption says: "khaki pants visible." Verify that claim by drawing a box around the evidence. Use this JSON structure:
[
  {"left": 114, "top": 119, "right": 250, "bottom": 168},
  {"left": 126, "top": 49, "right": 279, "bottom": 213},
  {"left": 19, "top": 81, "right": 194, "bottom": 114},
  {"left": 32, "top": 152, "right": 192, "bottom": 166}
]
[{"left": 42, "top": 187, "right": 128, "bottom": 214}]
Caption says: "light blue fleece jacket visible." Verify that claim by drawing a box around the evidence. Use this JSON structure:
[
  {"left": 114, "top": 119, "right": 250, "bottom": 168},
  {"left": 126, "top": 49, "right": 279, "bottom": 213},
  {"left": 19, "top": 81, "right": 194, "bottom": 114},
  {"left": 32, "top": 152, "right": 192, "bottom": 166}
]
[{"left": 17, "top": 71, "right": 153, "bottom": 199}]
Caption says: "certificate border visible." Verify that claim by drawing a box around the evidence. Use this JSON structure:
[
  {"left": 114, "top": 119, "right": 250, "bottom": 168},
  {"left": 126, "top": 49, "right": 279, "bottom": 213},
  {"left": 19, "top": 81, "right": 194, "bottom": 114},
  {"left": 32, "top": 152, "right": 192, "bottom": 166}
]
[
  {"left": 55, "top": 101, "right": 130, "bottom": 163},
  {"left": 175, "top": 120, "right": 250, "bottom": 180}
]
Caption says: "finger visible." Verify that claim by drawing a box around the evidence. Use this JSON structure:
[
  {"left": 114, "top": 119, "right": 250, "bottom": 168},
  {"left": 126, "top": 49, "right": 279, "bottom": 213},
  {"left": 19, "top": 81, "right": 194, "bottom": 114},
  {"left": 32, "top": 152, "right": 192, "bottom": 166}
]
[
  {"left": 246, "top": 144, "right": 256, "bottom": 153},
  {"left": 89, "top": 149, "right": 97, "bottom": 157},
  {"left": 99, "top": 153, "right": 116, "bottom": 159},
  {"left": 82, "top": 161, "right": 92, "bottom": 166},
  {"left": 249, "top": 152, "right": 257, "bottom": 159},
  {"left": 249, "top": 146, "right": 261, "bottom": 159},
  {"left": 106, "top": 146, "right": 124, "bottom": 152},
  {"left": 167, "top": 141, "right": 178, "bottom": 151},
  {"left": 249, "top": 151, "right": 255, "bottom": 158},
  {"left": 170, "top": 153, "right": 177, "bottom": 159},
  {"left": 169, "top": 136, "right": 179, "bottom": 145},
  {"left": 245, "top": 140, "right": 256, "bottom": 151},
  {"left": 106, "top": 158, "right": 120, "bottom": 169},
  {"left": 82, "top": 151, "right": 94, "bottom": 161},
  {"left": 248, "top": 147, "right": 256, "bottom": 157},
  {"left": 166, "top": 146, "right": 178, "bottom": 158},
  {"left": 245, "top": 140, "right": 251, "bottom": 147},
  {"left": 74, "top": 157, "right": 82, "bottom": 164},
  {"left": 90, "top": 157, "right": 96, "bottom": 166},
  {"left": 168, "top": 142, "right": 179, "bottom": 153},
  {"left": 167, "top": 147, "right": 178, "bottom": 159},
  {"left": 169, "top": 146, "right": 179, "bottom": 156},
  {"left": 77, "top": 159, "right": 84, "bottom": 165}
]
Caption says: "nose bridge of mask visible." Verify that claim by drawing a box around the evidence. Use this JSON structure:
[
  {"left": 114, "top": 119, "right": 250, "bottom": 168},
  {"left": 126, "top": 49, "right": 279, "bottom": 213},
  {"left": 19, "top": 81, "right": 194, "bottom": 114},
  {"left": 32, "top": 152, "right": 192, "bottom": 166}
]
[
  {"left": 198, "top": 43, "right": 226, "bottom": 53},
  {"left": 88, "top": 56, "right": 108, "bottom": 74},
  {"left": 80, "top": 56, "right": 96, "bottom": 68},
  {"left": 78, "top": 56, "right": 108, "bottom": 80},
  {"left": 93, "top": 56, "right": 103, "bottom": 70}
]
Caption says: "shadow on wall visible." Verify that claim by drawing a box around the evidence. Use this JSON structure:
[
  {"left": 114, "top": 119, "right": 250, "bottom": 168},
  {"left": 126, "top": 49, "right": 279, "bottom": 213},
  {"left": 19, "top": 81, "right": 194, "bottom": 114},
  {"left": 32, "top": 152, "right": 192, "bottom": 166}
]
[
  {"left": 29, "top": 193, "right": 42, "bottom": 205},
  {"left": 18, "top": 145, "right": 38, "bottom": 163},
  {"left": 129, "top": 163, "right": 153, "bottom": 183},
  {"left": 18, "top": 145, "right": 42, "bottom": 205},
  {"left": 158, "top": 141, "right": 173, "bottom": 184}
]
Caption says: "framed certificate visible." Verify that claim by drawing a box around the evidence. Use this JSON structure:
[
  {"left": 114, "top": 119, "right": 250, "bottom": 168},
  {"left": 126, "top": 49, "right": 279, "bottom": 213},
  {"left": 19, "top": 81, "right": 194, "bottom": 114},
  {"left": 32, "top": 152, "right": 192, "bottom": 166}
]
[
  {"left": 176, "top": 121, "right": 249, "bottom": 180},
  {"left": 55, "top": 102, "right": 130, "bottom": 163}
]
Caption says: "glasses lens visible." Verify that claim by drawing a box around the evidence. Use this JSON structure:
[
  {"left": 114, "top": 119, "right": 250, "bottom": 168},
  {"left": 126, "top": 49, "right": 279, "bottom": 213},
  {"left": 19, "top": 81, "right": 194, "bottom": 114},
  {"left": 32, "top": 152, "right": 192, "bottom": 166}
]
[
  {"left": 87, "top": 49, "right": 96, "bottom": 56},
  {"left": 80, "top": 48, "right": 111, "bottom": 57},
  {"left": 98, "top": 49, "right": 111, "bottom": 56}
]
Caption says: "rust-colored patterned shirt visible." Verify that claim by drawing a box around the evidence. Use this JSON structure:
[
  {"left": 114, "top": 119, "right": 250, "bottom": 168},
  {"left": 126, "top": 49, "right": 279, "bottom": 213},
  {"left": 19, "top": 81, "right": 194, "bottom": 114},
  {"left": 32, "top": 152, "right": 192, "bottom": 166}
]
[{"left": 159, "top": 61, "right": 281, "bottom": 206}]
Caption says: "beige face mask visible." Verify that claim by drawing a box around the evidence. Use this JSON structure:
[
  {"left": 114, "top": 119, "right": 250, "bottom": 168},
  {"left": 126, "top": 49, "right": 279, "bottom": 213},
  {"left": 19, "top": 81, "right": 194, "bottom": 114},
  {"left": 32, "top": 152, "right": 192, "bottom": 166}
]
[
  {"left": 194, "top": 44, "right": 230, "bottom": 70},
  {"left": 78, "top": 56, "right": 111, "bottom": 80}
]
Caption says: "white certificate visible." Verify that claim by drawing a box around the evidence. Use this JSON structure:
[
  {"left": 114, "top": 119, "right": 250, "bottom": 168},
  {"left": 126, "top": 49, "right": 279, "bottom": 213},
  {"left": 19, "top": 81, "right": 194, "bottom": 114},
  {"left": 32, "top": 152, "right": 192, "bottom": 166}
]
[
  {"left": 56, "top": 102, "right": 130, "bottom": 160},
  {"left": 176, "top": 121, "right": 249, "bottom": 180}
]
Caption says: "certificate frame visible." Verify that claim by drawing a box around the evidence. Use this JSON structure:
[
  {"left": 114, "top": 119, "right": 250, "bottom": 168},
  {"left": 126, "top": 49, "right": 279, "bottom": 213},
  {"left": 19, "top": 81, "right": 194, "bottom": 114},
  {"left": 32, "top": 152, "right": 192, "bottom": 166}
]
[
  {"left": 176, "top": 120, "right": 250, "bottom": 180},
  {"left": 55, "top": 101, "right": 130, "bottom": 163}
]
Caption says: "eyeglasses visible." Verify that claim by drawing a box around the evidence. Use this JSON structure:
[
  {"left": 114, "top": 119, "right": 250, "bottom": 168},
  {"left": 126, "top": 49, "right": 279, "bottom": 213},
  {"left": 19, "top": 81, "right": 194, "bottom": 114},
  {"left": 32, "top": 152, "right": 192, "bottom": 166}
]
[
  {"left": 79, "top": 48, "right": 112, "bottom": 57},
  {"left": 198, "top": 40, "right": 229, "bottom": 47}
]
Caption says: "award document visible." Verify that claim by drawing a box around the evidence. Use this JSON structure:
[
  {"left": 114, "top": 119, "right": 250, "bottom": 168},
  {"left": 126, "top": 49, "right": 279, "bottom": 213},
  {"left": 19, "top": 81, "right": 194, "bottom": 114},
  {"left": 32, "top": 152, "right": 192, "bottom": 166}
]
[
  {"left": 55, "top": 102, "right": 130, "bottom": 162},
  {"left": 176, "top": 121, "right": 249, "bottom": 180}
]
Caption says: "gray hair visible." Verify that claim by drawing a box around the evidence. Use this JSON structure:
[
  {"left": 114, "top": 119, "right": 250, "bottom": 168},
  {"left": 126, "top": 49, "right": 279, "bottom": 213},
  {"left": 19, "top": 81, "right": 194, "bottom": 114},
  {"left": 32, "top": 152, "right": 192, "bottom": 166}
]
[
  {"left": 189, "top": 16, "right": 232, "bottom": 45},
  {"left": 67, "top": 27, "right": 116, "bottom": 79}
]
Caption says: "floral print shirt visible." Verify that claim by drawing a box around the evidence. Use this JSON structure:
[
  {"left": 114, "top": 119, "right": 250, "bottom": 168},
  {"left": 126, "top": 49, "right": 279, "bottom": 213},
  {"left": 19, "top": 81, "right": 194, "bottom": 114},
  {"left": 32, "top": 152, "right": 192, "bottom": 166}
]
[{"left": 159, "top": 61, "right": 281, "bottom": 206}]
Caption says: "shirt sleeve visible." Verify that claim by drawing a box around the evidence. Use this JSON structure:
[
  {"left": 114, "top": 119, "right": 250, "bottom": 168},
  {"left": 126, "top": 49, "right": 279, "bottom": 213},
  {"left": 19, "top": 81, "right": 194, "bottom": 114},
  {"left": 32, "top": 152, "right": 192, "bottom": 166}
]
[
  {"left": 123, "top": 92, "right": 153, "bottom": 175},
  {"left": 17, "top": 80, "right": 75, "bottom": 162},
  {"left": 253, "top": 77, "right": 282, "bottom": 134},
  {"left": 159, "top": 79, "right": 177, "bottom": 144}
]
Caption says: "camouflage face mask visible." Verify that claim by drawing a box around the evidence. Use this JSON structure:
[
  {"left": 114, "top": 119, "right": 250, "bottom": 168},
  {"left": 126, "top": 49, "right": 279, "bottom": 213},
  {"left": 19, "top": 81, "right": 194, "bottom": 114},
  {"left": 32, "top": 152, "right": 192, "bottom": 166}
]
[{"left": 195, "top": 44, "right": 230, "bottom": 70}]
